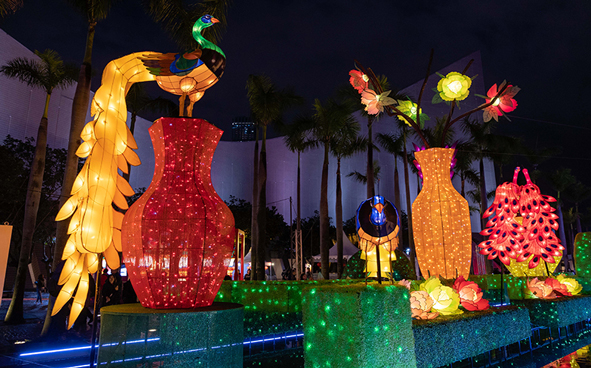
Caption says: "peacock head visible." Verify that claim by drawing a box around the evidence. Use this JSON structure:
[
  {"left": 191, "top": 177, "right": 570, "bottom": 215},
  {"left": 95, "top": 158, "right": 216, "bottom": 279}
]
[{"left": 193, "top": 14, "right": 220, "bottom": 34}]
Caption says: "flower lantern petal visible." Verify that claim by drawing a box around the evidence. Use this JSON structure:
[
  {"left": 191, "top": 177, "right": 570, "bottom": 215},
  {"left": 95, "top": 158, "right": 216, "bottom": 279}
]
[{"left": 437, "top": 72, "right": 472, "bottom": 101}]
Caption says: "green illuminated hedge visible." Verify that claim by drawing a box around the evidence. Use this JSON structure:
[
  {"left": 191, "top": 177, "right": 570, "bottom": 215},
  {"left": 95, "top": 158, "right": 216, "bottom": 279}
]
[
  {"left": 243, "top": 311, "right": 302, "bottom": 338},
  {"left": 214, "top": 280, "right": 360, "bottom": 313},
  {"left": 513, "top": 295, "right": 591, "bottom": 328},
  {"left": 412, "top": 306, "right": 530, "bottom": 368},
  {"left": 468, "top": 274, "right": 524, "bottom": 300},
  {"left": 342, "top": 249, "right": 415, "bottom": 280},
  {"left": 575, "top": 232, "right": 591, "bottom": 277},
  {"left": 302, "top": 283, "right": 416, "bottom": 368}
]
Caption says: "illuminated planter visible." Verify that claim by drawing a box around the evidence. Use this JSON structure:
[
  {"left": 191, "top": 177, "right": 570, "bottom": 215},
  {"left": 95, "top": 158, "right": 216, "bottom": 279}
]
[
  {"left": 412, "top": 148, "right": 471, "bottom": 279},
  {"left": 122, "top": 117, "right": 235, "bottom": 309}
]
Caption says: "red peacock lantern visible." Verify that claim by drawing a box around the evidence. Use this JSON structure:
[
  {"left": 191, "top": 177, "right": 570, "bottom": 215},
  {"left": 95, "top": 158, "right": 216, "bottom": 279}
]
[{"left": 122, "top": 117, "right": 235, "bottom": 309}]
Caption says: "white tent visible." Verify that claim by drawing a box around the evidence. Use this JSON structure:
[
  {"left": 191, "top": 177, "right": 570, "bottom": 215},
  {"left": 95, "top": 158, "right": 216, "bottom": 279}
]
[{"left": 313, "top": 232, "right": 360, "bottom": 261}]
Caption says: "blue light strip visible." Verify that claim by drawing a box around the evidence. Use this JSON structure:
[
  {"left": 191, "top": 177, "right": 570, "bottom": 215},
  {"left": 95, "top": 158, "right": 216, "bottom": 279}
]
[
  {"left": 19, "top": 337, "right": 160, "bottom": 357},
  {"left": 244, "top": 332, "right": 304, "bottom": 345},
  {"left": 18, "top": 331, "right": 304, "bottom": 363}
]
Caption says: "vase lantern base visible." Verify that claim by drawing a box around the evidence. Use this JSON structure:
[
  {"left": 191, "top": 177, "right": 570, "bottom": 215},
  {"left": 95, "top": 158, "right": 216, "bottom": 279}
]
[{"left": 98, "top": 302, "right": 243, "bottom": 367}]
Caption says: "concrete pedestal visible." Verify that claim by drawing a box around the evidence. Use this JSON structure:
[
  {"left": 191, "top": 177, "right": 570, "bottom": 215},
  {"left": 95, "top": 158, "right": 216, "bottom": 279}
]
[{"left": 98, "top": 302, "right": 243, "bottom": 367}]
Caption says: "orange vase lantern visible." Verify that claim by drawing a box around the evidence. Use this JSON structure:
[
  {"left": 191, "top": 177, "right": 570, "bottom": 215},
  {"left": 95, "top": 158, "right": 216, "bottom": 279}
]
[
  {"left": 122, "top": 117, "right": 235, "bottom": 309},
  {"left": 412, "top": 148, "right": 472, "bottom": 279}
]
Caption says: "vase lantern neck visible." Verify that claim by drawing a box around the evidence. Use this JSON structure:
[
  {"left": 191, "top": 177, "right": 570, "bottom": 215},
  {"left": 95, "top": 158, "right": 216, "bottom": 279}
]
[{"left": 414, "top": 148, "right": 454, "bottom": 189}]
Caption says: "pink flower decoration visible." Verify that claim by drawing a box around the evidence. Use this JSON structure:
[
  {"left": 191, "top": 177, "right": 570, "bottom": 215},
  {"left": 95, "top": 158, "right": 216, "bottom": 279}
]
[
  {"left": 410, "top": 290, "right": 439, "bottom": 320},
  {"left": 360, "top": 89, "right": 396, "bottom": 115},
  {"left": 545, "top": 277, "right": 572, "bottom": 297},
  {"left": 349, "top": 70, "right": 369, "bottom": 93},
  {"left": 398, "top": 279, "right": 411, "bottom": 290},
  {"left": 452, "top": 276, "right": 490, "bottom": 311},
  {"left": 527, "top": 277, "right": 557, "bottom": 299},
  {"left": 483, "top": 83, "right": 520, "bottom": 122}
]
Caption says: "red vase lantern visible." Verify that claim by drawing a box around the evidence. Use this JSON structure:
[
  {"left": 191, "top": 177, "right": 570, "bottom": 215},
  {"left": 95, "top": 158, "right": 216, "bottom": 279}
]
[{"left": 122, "top": 117, "right": 235, "bottom": 309}]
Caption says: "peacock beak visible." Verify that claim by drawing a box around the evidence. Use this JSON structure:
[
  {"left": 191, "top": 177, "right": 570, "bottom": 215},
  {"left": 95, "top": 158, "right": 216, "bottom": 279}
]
[{"left": 211, "top": 17, "right": 220, "bottom": 24}]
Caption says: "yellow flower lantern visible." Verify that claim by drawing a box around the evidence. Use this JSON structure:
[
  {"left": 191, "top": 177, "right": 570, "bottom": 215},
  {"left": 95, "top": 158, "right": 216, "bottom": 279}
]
[
  {"left": 556, "top": 274, "right": 582, "bottom": 295},
  {"left": 420, "top": 277, "right": 463, "bottom": 315},
  {"left": 437, "top": 72, "right": 472, "bottom": 101}
]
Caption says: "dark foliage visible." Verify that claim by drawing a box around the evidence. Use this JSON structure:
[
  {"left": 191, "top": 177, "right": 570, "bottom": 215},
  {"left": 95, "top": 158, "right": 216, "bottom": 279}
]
[{"left": 0, "top": 136, "right": 66, "bottom": 273}]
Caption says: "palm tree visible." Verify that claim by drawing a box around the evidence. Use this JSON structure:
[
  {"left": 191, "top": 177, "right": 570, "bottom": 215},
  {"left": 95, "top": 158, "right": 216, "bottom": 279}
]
[
  {"left": 522, "top": 146, "right": 561, "bottom": 184},
  {"left": 1, "top": 50, "right": 77, "bottom": 323},
  {"left": 283, "top": 117, "right": 315, "bottom": 280},
  {"left": 246, "top": 74, "right": 303, "bottom": 280},
  {"left": 548, "top": 168, "right": 577, "bottom": 267},
  {"left": 565, "top": 181, "right": 591, "bottom": 235},
  {"left": 0, "top": 0, "right": 21, "bottom": 16},
  {"left": 376, "top": 133, "right": 404, "bottom": 213},
  {"left": 347, "top": 162, "right": 381, "bottom": 185},
  {"left": 487, "top": 135, "right": 520, "bottom": 182},
  {"left": 462, "top": 118, "right": 496, "bottom": 229},
  {"left": 312, "top": 98, "right": 357, "bottom": 279},
  {"left": 331, "top": 132, "right": 365, "bottom": 278},
  {"left": 339, "top": 76, "right": 397, "bottom": 198},
  {"left": 454, "top": 142, "right": 480, "bottom": 198},
  {"left": 396, "top": 121, "right": 417, "bottom": 277}
]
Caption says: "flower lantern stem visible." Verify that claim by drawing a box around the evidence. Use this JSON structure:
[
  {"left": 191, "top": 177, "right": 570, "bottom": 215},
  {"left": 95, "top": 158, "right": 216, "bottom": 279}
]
[{"left": 440, "top": 59, "right": 474, "bottom": 147}]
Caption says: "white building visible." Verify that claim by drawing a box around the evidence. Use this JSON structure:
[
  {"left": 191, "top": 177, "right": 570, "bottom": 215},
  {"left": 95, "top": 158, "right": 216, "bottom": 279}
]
[{"left": 0, "top": 28, "right": 495, "bottom": 234}]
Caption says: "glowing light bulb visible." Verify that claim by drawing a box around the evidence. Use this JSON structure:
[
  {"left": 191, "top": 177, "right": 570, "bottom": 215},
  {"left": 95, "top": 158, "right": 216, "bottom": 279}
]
[
  {"left": 180, "top": 77, "right": 197, "bottom": 93},
  {"left": 448, "top": 81, "right": 463, "bottom": 94}
]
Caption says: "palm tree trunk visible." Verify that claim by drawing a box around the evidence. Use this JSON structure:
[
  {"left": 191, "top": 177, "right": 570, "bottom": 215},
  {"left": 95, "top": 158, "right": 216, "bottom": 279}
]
[
  {"left": 402, "top": 133, "right": 416, "bottom": 278},
  {"left": 367, "top": 117, "right": 374, "bottom": 198},
  {"left": 44, "top": 22, "right": 95, "bottom": 335},
  {"left": 320, "top": 142, "right": 330, "bottom": 280},
  {"left": 461, "top": 175, "right": 466, "bottom": 198},
  {"left": 556, "top": 201, "right": 569, "bottom": 269},
  {"left": 576, "top": 203, "right": 583, "bottom": 235},
  {"left": 257, "top": 125, "right": 268, "bottom": 280},
  {"left": 296, "top": 151, "right": 302, "bottom": 280},
  {"left": 479, "top": 158, "right": 487, "bottom": 230},
  {"left": 336, "top": 158, "right": 343, "bottom": 278},
  {"left": 5, "top": 105, "right": 49, "bottom": 324},
  {"left": 393, "top": 155, "right": 401, "bottom": 244},
  {"left": 251, "top": 126, "right": 259, "bottom": 280}
]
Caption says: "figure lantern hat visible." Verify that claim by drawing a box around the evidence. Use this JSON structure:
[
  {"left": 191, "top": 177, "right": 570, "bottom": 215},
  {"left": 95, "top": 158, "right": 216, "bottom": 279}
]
[
  {"left": 53, "top": 15, "right": 231, "bottom": 327},
  {"left": 356, "top": 195, "right": 399, "bottom": 277}
]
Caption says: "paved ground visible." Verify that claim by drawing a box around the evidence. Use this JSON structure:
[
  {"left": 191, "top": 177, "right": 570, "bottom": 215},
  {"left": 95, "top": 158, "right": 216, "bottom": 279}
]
[{"left": 0, "top": 291, "right": 95, "bottom": 367}]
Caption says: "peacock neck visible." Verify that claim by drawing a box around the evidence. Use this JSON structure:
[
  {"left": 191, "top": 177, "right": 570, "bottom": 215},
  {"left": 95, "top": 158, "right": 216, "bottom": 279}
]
[{"left": 193, "top": 25, "right": 226, "bottom": 58}]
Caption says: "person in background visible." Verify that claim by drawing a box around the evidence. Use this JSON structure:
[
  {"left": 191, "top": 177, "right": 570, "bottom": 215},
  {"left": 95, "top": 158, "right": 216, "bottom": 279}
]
[
  {"left": 122, "top": 279, "right": 138, "bottom": 304},
  {"left": 35, "top": 274, "right": 45, "bottom": 303},
  {"left": 101, "top": 275, "right": 120, "bottom": 307},
  {"left": 244, "top": 268, "right": 251, "bottom": 281},
  {"left": 100, "top": 269, "right": 109, "bottom": 288}
]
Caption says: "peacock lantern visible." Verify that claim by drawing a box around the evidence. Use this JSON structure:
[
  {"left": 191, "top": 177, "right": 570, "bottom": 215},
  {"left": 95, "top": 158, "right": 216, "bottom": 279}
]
[
  {"left": 356, "top": 195, "right": 400, "bottom": 278},
  {"left": 52, "top": 15, "right": 226, "bottom": 327}
]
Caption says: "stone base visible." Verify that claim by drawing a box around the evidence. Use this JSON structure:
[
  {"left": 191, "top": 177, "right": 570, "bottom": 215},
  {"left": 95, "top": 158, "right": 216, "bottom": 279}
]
[{"left": 98, "top": 302, "right": 243, "bottom": 367}]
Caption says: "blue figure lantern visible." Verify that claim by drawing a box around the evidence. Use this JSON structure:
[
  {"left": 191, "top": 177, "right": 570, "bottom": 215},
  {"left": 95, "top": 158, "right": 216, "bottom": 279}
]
[{"left": 356, "top": 195, "right": 400, "bottom": 278}]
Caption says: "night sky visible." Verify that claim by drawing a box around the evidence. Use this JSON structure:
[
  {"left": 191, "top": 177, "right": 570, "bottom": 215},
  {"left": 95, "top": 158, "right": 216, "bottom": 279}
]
[{"left": 2, "top": 1, "right": 591, "bottom": 195}]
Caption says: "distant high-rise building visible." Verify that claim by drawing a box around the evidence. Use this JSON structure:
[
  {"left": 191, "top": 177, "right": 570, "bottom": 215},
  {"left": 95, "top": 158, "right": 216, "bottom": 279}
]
[{"left": 231, "top": 117, "right": 255, "bottom": 141}]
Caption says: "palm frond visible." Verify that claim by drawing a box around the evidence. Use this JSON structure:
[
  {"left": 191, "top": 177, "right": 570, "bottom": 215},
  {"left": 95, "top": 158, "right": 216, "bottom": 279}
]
[
  {"left": 0, "top": 0, "right": 22, "bottom": 16},
  {"left": 376, "top": 132, "right": 404, "bottom": 156},
  {"left": 0, "top": 58, "right": 44, "bottom": 89},
  {"left": 144, "top": 0, "right": 230, "bottom": 49}
]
